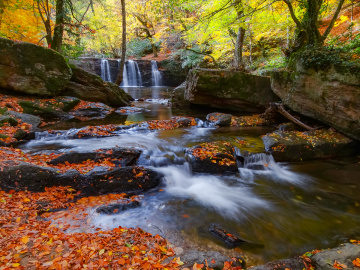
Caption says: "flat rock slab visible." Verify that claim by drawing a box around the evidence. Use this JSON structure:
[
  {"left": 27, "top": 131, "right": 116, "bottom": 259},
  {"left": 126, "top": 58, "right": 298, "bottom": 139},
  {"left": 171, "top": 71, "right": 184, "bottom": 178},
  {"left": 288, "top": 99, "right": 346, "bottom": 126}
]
[
  {"left": 80, "top": 166, "right": 161, "bottom": 196},
  {"left": 207, "top": 112, "right": 232, "bottom": 126},
  {"left": 48, "top": 147, "right": 141, "bottom": 167},
  {"left": 250, "top": 257, "right": 305, "bottom": 270},
  {"left": 186, "top": 141, "right": 238, "bottom": 174},
  {"left": 0, "top": 162, "right": 161, "bottom": 196},
  {"left": 262, "top": 129, "right": 360, "bottom": 162}
]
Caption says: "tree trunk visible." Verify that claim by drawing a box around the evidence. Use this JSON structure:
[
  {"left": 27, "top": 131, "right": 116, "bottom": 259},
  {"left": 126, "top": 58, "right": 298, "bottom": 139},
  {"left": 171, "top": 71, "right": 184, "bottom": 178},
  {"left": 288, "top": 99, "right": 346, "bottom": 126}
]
[
  {"left": 115, "top": 0, "right": 126, "bottom": 86},
  {"left": 52, "top": 0, "right": 65, "bottom": 52},
  {"left": 152, "top": 43, "right": 158, "bottom": 57},
  {"left": 234, "top": 26, "right": 245, "bottom": 69}
]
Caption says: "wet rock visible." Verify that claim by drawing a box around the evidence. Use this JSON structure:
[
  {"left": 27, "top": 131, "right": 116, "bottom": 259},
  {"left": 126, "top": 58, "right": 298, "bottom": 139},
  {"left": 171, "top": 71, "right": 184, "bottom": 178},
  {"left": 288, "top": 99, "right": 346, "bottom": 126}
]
[
  {"left": 250, "top": 257, "right": 305, "bottom": 270},
  {"left": 172, "top": 116, "right": 197, "bottom": 127},
  {"left": 115, "top": 106, "right": 146, "bottom": 115},
  {"left": 206, "top": 113, "right": 232, "bottom": 126},
  {"left": 48, "top": 147, "right": 141, "bottom": 167},
  {"left": 185, "top": 68, "right": 279, "bottom": 112},
  {"left": 79, "top": 166, "right": 161, "bottom": 196},
  {"left": 310, "top": 243, "right": 360, "bottom": 270},
  {"left": 0, "top": 37, "right": 72, "bottom": 96},
  {"left": 70, "top": 102, "right": 112, "bottom": 119},
  {"left": 166, "top": 250, "right": 245, "bottom": 269},
  {"left": 96, "top": 201, "right": 141, "bottom": 214},
  {"left": 231, "top": 114, "right": 268, "bottom": 127},
  {"left": 18, "top": 100, "right": 66, "bottom": 119},
  {"left": 186, "top": 141, "right": 238, "bottom": 174},
  {"left": 0, "top": 115, "right": 18, "bottom": 126},
  {"left": 262, "top": 129, "right": 360, "bottom": 162},
  {"left": 0, "top": 163, "right": 80, "bottom": 192},
  {"left": 209, "top": 224, "right": 247, "bottom": 248},
  {"left": 277, "top": 122, "right": 298, "bottom": 131},
  {"left": 6, "top": 111, "right": 41, "bottom": 129},
  {"left": 171, "top": 82, "right": 191, "bottom": 108},
  {"left": 63, "top": 65, "right": 133, "bottom": 107},
  {"left": 55, "top": 96, "right": 81, "bottom": 112}
]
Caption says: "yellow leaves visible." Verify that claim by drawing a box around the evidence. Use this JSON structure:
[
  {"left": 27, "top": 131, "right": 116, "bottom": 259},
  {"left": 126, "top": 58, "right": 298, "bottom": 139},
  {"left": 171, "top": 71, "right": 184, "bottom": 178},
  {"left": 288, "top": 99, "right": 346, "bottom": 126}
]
[
  {"left": 21, "top": 236, "right": 29, "bottom": 244},
  {"left": 334, "top": 15, "right": 349, "bottom": 28},
  {"left": 99, "top": 249, "right": 105, "bottom": 256}
]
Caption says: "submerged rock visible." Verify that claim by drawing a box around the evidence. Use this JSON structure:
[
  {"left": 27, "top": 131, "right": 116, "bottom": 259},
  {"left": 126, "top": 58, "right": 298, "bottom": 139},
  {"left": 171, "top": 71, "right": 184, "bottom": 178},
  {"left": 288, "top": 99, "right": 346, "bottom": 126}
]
[
  {"left": 262, "top": 129, "right": 360, "bottom": 162},
  {"left": 0, "top": 37, "right": 72, "bottom": 96},
  {"left": 96, "top": 201, "right": 141, "bottom": 214},
  {"left": 250, "top": 257, "right": 305, "bottom": 270},
  {"left": 186, "top": 141, "right": 238, "bottom": 174}
]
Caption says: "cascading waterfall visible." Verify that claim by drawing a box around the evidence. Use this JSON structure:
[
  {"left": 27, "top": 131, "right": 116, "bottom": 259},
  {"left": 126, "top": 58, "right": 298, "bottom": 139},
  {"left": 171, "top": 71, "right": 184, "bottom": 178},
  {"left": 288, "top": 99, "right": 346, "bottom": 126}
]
[
  {"left": 118, "top": 59, "right": 129, "bottom": 87},
  {"left": 121, "top": 60, "right": 142, "bottom": 87},
  {"left": 100, "top": 59, "right": 112, "bottom": 82},
  {"left": 151, "top": 60, "right": 163, "bottom": 86}
]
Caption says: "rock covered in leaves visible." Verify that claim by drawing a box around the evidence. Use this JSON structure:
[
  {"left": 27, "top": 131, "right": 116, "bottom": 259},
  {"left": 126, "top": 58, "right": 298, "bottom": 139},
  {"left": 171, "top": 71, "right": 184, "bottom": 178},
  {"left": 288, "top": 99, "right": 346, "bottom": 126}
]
[
  {"left": 207, "top": 112, "right": 232, "bottom": 126},
  {"left": 262, "top": 129, "right": 360, "bottom": 162},
  {"left": 186, "top": 141, "right": 238, "bottom": 174},
  {"left": 0, "top": 37, "right": 73, "bottom": 96},
  {"left": 48, "top": 147, "right": 141, "bottom": 167},
  {"left": 69, "top": 100, "right": 113, "bottom": 120},
  {"left": 311, "top": 243, "right": 360, "bottom": 270}
]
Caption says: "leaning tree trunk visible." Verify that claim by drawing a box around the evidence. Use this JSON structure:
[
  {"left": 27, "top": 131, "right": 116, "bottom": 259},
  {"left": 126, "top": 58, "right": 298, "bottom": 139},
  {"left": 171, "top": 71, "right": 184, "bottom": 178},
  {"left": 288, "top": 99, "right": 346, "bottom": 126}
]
[
  {"left": 52, "top": 0, "right": 65, "bottom": 52},
  {"left": 234, "top": 26, "right": 245, "bottom": 69},
  {"left": 115, "top": 0, "right": 126, "bottom": 86}
]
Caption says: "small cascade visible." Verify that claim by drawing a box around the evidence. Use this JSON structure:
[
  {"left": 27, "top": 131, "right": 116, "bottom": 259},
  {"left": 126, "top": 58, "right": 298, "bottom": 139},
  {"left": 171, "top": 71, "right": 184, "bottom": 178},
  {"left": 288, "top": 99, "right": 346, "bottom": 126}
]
[
  {"left": 244, "top": 153, "right": 276, "bottom": 170},
  {"left": 121, "top": 60, "right": 142, "bottom": 87},
  {"left": 118, "top": 60, "right": 129, "bottom": 87},
  {"left": 100, "top": 59, "right": 112, "bottom": 82},
  {"left": 151, "top": 60, "right": 163, "bottom": 86}
]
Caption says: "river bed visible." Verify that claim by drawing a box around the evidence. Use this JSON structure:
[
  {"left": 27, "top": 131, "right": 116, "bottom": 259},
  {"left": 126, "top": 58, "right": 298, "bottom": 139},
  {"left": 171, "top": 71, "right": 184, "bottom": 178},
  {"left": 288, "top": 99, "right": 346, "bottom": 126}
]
[{"left": 22, "top": 86, "right": 360, "bottom": 266}]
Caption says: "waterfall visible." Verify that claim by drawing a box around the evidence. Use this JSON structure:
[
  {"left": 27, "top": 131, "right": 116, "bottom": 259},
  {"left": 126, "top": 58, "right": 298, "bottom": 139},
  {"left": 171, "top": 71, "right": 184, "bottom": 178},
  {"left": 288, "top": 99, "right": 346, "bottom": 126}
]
[
  {"left": 151, "top": 60, "right": 163, "bottom": 86},
  {"left": 120, "top": 60, "right": 142, "bottom": 87},
  {"left": 118, "top": 59, "right": 129, "bottom": 87},
  {"left": 100, "top": 59, "right": 112, "bottom": 82}
]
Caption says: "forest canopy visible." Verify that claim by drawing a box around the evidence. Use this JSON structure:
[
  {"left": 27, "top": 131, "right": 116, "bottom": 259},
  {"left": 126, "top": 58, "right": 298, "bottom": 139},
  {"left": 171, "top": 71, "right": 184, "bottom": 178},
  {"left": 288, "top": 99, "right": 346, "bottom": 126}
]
[{"left": 0, "top": 0, "right": 359, "bottom": 72}]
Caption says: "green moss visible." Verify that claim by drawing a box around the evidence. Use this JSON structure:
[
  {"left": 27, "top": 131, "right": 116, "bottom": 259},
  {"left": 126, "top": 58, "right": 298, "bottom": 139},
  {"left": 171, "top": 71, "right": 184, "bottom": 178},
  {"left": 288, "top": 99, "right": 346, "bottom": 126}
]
[
  {"left": 289, "top": 46, "right": 360, "bottom": 74},
  {"left": 0, "top": 107, "right": 8, "bottom": 115}
]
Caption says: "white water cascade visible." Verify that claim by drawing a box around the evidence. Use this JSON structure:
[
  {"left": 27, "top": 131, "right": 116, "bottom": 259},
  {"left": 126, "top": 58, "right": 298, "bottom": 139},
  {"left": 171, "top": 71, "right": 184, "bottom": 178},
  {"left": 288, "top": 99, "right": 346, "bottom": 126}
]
[
  {"left": 151, "top": 60, "right": 163, "bottom": 86},
  {"left": 100, "top": 59, "right": 112, "bottom": 82},
  {"left": 121, "top": 60, "right": 142, "bottom": 87}
]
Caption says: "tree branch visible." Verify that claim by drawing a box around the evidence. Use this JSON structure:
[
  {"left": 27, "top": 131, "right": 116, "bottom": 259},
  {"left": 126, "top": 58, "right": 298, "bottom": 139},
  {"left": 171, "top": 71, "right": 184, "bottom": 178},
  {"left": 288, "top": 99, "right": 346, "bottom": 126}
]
[
  {"left": 185, "top": 47, "right": 219, "bottom": 67},
  {"left": 321, "top": 0, "right": 346, "bottom": 41},
  {"left": 283, "top": 0, "right": 304, "bottom": 31}
]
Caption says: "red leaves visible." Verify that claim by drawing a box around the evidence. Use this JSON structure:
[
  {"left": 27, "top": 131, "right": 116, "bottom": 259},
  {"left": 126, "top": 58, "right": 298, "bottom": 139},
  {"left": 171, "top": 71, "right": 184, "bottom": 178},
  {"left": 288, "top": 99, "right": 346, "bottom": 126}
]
[{"left": 231, "top": 115, "right": 267, "bottom": 127}]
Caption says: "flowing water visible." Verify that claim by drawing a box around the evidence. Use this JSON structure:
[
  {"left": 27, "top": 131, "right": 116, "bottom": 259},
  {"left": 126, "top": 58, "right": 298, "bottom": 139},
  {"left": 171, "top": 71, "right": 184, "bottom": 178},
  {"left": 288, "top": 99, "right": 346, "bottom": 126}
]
[
  {"left": 151, "top": 60, "right": 163, "bottom": 86},
  {"left": 22, "top": 87, "right": 360, "bottom": 265},
  {"left": 100, "top": 59, "right": 112, "bottom": 82}
]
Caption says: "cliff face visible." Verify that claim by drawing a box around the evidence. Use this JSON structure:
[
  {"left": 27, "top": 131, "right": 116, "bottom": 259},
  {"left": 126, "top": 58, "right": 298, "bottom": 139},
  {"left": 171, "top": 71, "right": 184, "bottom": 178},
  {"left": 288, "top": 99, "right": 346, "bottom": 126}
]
[{"left": 271, "top": 57, "right": 360, "bottom": 141}]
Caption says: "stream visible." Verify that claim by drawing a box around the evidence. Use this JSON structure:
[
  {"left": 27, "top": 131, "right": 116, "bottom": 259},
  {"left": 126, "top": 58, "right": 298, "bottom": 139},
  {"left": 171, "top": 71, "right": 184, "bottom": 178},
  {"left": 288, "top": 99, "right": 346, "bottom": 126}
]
[{"left": 22, "top": 86, "right": 360, "bottom": 266}]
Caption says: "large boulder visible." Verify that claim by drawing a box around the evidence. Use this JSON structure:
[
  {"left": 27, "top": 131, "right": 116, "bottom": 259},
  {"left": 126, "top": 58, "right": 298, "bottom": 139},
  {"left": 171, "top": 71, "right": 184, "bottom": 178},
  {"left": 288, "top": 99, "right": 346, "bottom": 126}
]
[
  {"left": 271, "top": 52, "right": 360, "bottom": 141},
  {"left": 262, "top": 129, "right": 360, "bottom": 162},
  {"left": 0, "top": 37, "right": 72, "bottom": 95},
  {"left": 185, "top": 68, "right": 279, "bottom": 112},
  {"left": 63, "top": 65, "right": 133, "bottom": 107}
]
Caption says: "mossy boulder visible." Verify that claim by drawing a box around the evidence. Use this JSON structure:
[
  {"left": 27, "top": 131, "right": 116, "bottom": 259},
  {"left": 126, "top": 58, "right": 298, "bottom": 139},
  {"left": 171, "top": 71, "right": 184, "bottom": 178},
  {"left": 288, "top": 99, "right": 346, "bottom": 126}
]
[
  {"left": 63, "top": 65, "right": 133, "bottom": 107},
  {"left": 18, "top": 100, "right": 65, "bottom": 118},
  {"left": 271, "top": 51, "right": 360, "bottom": 141},
  {"left": 0, "top": 37, "right": 72, "bottom": 96},
  {"left": 185, "top": 68, "right": 279, "bottom": 112}
]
